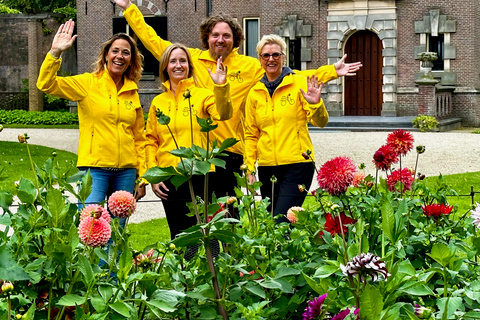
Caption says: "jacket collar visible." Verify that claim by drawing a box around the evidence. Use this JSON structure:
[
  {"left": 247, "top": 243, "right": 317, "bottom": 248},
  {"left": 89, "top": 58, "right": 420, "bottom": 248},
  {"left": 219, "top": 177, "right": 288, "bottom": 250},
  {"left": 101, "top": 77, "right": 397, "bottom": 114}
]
[
  {"left": 162, "top": 77, "right": 196, "bottom": 96},
  {"left": 198, "top": 47, "right": 240, "bottom": 64},
  {"left": 101, "top": 67, "right": 138, "bottom": 94}
]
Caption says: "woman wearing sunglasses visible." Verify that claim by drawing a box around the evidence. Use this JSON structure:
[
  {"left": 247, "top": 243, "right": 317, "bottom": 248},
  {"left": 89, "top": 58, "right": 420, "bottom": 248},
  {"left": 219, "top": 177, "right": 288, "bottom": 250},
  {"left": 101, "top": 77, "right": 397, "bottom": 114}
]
[{"left": 244, "top": 34, "right": 327, "bottom": 223}]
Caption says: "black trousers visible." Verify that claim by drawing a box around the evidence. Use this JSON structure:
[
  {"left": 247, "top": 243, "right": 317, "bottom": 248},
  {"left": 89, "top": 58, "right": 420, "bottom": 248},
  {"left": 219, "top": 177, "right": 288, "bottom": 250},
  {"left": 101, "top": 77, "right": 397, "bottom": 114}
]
[
  {"left": 258, "top": 162, "right": 315, "bottom": 223},
  {"left": 162, "top": 174, "right": 214, "bottom": 239},
  {"left": 209, "top": 150, "right": 244, "bottom": 199}
]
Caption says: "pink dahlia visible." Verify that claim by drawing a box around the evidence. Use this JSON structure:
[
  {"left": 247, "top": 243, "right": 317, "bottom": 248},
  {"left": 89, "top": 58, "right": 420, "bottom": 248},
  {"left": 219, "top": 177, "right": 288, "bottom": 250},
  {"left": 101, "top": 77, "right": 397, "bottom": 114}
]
[
  {"left": 471, "top": 203, "right": 480, "bottom": 228},
  {"left": 422, "top": 203, "right": 453, "bottom": 218},
  {"left": 386, "top": 168, "right": 414, "bottom": 192},
  {"left": 352, "top": 172, "right": 366, "bottom": 187},
  {"left": 373, "top": 144, "right": 399, "bottom": 171},
  {"left": 108, "top": 190, "right": 136, "bottom": 218},
  {"left": 387, "top": 129, "right": 414, "bottom": 156},
  {"left": 133, "top": 248, "right": 162, "bottom": 269},
  {"left": 317, "top": 156, "right": 357, "bottom": 196},
  {"left": 302, "top": 293, "right": 327, "bottom": 320},
  {"left": 286, "top": 206, "right": 304, "bottom": 223},
  {"left": 78, "top": 216, "right": 111, "bottom": 247},
  {"left": 331, "top": 309, "right": 352, "bottom": 320},
  {"left": 80, "top": 204, "right": 111, "bottom": 224}
]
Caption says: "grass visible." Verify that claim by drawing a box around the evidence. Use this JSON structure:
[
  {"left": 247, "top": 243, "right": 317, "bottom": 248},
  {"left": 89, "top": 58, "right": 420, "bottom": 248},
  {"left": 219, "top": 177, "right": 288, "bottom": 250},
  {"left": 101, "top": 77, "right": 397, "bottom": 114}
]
[
  {"left": 0, "top": 141, "right": 78, "bottom": 193},
  {"left": 126, "top": 218, "right": 171, "bottom": 251}
]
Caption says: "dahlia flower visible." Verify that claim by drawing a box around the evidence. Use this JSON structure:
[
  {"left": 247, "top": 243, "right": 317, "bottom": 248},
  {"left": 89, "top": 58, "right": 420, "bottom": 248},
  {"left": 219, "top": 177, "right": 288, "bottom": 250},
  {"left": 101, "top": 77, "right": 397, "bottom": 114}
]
[
  {"left": 1, "top": 281, "right": 13, "bottom": 293},
  {"left": 340, "top": 253, "right": 390, "bottom": 283},
  {"left": 372, "top": 144, "right": 398, "bottom": 171},
  {"left": 471, "top": 203, "right": 480, "bottom": 228},
  {"left": 226, "top": 196, "right": 237, "bottom": 205},
  {"left": 422, "top": 203, "right": 453, "bottom": 218},
  {"left": 324, "top": 212, "right": 356, "bottom": 236},
  {"left": 386, "top": 129, "right": 414, "bottom": 156},
  {"left": 386, "top": 167, "right": 414, "bottom": 192},
  {"left": 352, "top": 172, "right": 366, "bottom": 187},
  {"left": 286, "top": 206, "right": 304, "bottom": 223},
  {"left": 414, "top": 304, "right": 434, "bottom": 319},
  {"left": 302, "top": 293, "right": 327, "bottom": 320},
  {"left": 208, "top": 203, "right": 226, "bottom": 222},
  {"left": 108, "top": 190, "right": 136, "bottom": 218},
  {"left": 331, "top": 309, "right": 352, "bottom": 320},
  {"left": 78, "top": 216, "right": 111, "bottom": 248},
  {"left": 132, "top": 248, "right": 162, "bottom": 270},
  {"left": 80, "top": 204, "right": 111, "bottom": 224},
  {"left": 416, "top": 145, "right": 426, "bottom": 154},
  {"left": 317, "top": 157, "right": 356, "bottom": 196},
  {"left": 298, "top": 184, "right": 306, "bottom": 193}
]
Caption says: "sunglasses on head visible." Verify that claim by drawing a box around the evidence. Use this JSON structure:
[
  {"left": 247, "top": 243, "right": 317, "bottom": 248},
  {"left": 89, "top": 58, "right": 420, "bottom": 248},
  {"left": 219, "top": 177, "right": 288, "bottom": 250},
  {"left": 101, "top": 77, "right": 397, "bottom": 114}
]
[{"left": 260, "top": 52, "right": 283, "bottom": 61}]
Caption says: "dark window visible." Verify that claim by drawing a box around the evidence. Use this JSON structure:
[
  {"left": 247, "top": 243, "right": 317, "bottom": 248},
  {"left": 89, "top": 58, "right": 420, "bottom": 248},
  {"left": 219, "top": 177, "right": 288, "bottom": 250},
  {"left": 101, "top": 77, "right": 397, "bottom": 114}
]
[
  {"left": 245, "top": 19, "right": 259, "bottom": 58},
  {"left": 429, "top": 34, "right": 444, "bottom": 71},
  {"left": 288, "top": 38, "right": 301, "bottom": 70},
  {"left": 113, "top": 16, "right": 168, "bottom": 77}
]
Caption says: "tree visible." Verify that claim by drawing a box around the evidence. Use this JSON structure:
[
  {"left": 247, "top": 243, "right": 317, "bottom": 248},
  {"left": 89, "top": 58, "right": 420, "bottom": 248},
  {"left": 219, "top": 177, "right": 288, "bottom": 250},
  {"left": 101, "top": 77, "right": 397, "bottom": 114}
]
[{"left": 0, "top": 0, "right": 75, "bottom": 14}]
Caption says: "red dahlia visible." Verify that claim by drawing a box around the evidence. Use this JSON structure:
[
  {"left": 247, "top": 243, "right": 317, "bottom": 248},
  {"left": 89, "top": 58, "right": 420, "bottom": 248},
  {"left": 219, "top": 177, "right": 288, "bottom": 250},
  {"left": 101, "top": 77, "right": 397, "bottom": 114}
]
[
  {"left": 386, "top": 129, "right": 414, "bottom": 156},
  {"left": 422, "top": 203, "right": 453, "bottom": 218}
]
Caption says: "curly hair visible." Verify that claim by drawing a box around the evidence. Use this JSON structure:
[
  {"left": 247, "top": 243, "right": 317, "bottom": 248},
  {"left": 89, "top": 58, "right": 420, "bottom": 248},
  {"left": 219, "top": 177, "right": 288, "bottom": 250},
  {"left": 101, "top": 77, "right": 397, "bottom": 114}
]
[
  {"left": 158, "top": 43, "right": 196, "bottom": 85},
  {"left": 199, "top": 14, "right": 244, "bottom": 49},
  {"left": 92, "top": 33, "right": 143, "bottom": 83}
]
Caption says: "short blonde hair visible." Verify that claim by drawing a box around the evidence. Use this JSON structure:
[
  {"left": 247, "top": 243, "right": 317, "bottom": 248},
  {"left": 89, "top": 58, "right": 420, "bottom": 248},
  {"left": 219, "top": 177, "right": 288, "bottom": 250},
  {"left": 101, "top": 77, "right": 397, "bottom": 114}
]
[
  {"left": 256, "top": 34, "right": 287, "bottom": 60},
  {"left": 158, "top": 43, "right": 196, "bottom": 84}
]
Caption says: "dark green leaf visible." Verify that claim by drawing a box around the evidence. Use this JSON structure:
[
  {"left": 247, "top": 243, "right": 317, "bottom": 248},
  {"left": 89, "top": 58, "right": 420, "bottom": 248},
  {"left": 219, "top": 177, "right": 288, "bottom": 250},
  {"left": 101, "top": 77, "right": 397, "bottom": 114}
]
[
  {"left": 57, "top": 294, "right": 85, "bottom": 306},
  {"left": 109, "top": 301, "right": 131, "bottom": 317},
  {"left": 16, "top": 177, "right": 36, "bottom": 204},
  {"left": 0, "top": 191, "right": 13, "bottom": 212},
  {"left": 143, "top": 166, "right": 178, "bottom": 184},
  {"left": 359, "top": 283, "right": 384, "bottom": 320},
  {"left": 0, "top": 244, "right": 30, "bottom": 281}
]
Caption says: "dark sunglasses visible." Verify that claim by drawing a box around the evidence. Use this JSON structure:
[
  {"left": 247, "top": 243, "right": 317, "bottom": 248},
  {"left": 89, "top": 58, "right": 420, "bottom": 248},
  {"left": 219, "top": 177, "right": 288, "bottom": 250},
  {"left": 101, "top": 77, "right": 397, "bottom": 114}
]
[{"left": 260, "top": 52, "right": 283, "bottom": 61}]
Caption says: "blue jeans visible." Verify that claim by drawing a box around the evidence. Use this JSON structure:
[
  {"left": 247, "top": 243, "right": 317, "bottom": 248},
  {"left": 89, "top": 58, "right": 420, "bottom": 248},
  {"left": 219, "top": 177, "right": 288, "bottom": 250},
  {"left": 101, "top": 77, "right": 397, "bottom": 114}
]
[{"left": 79, "top": 167, "right": 137, "bottom": 229}]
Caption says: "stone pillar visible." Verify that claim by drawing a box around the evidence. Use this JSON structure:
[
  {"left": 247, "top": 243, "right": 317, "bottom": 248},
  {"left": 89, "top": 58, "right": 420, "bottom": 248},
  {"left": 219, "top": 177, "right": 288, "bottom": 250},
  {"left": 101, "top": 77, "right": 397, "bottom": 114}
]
[
  {"left": 28, "top": 19, "right": 43, "bottom": 112},
  {"left": 416, "top": 84, "right": 436, "bottom": 116}
]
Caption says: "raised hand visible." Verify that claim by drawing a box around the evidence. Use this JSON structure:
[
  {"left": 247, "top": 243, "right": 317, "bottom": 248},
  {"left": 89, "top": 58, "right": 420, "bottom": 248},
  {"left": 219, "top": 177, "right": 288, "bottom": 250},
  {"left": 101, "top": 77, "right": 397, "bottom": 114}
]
[
  {"left": 112, "top": 0, "right": 131, "bottom": 10},
  {"left": 207, "top": 57, "right": 227, "bottom": 85},
  {"left": 334, "top": 54, "right": 363, "bottom": 77},
  {"left": 300, "top": 75, "right": 323, "bottom": 104},
  {"left": 50, "top": 19, "right": 77, "bottom": 59}
]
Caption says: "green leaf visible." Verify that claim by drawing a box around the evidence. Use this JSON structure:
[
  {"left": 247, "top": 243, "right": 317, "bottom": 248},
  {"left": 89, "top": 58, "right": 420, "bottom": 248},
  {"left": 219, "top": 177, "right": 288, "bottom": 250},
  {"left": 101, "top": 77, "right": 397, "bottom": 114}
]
[
  {"left": 359, "top": 283, "right": 384, "bottom": 320},
  {"left": 78, "top": 170, "right": 92, "bottom": 203},
  {"left": 381, "top": 199, "right": 394, "bottom": 243},
  {"left": 302, "top": 272, "right": 326, "bottom": 295},
  {"left": 118, "top": 249, "right": 133, "bottom": 282},
  {"left": 0, "top": 244, "right": 30, "bottom": 281},
  {"left": 156, "top": 110, "right": 170, "bottom": 125},
  {"left": 193, "top": 160, "right": 211, "bottom": 175},
  {"left": 171, "top": 174, "right": 188, "bottom": 189},
  {"left": 208, "top": 158, "right": 226, "bottom": 169},
  {"left": 77, "top": 254, "right": 94, "bottom": 287},
  {"left": 16, "top": 177, "right": 36, "bottom": 204},
  {"left": 143, "top": 166, "right": 178, "bottom": 184},
  {"left": 196, "top": 116, "right": 217, "bottom": 132},
  {"left": 46, "top": 188, "right": 66, "bottom": 224},
  {"left": 170, "top": 147, "right": 195, "bottom": 158},
  {"left": 89, "top": 295, "right": 106, "bottom": 313},
  {"left": 109, "top": 301, "right": 131, "bottom": 317},
  {"left": 428, "top": 243, "right": 455, "bottom": 267},
  {"left": 57, "top": 294, "right": 85, "bottom": 306},
  {"left": 401, "top": 283, "right": 435, "bottom": 296},
  {"left": 0, "top": 191, "right": 13, "bottom": 212},
  {"left": 245, "top": 282, "right": 266, "bottom": 298},
  {"left": 218, "top": 137, "right": 239, "bottom": 153},
  {"left": 313, "top": 264, "right": 339, "bottom": 278},
  {"left": 275, "top": 266, "right": 301, "bottom": 278},
  {"left": 463, "top": 311, "right": 480, "bottom": 319},
  {"left": 437, "top": 297, "right": 463, "bottom": 319},
  {"left": 209, "top": 229, "right": 238, "bottom": 244},
  {"left": 173, "top": 230, "right": 203, "bottom": 247},
  {"left": 146, "top": 300, "right": 177, "bottom": 313}
]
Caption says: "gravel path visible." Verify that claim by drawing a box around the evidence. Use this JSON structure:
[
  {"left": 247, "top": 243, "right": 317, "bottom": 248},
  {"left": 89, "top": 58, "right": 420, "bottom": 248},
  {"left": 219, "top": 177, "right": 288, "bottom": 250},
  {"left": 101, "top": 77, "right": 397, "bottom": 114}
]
[{"left": 3, "top": 128, "right": 480, "bottom": 223}]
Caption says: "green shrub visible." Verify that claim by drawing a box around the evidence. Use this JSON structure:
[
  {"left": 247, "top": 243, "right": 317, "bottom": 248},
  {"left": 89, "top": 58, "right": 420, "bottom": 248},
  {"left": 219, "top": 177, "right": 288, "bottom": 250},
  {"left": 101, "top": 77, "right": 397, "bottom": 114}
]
[
  {"left": 53, "top": 7, "right": 76, "bottom": 22},
  {"left": 0, "top": 3, "right": 21, "bottom": 13},
  {"left": 0, "top": 109, "right": 78, "bottom": 125},
  {"left": 44, "top": 94, "right": 70, "bottom": 111},
  {"left": 412, "top": 115, "right": 439, "bottom": 132}
]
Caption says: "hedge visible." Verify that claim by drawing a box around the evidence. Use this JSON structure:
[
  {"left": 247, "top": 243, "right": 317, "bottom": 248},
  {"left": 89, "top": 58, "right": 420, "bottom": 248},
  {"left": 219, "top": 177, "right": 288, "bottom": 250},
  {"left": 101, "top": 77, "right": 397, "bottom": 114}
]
[{"left": 0, "top": 110, "right": 79, "bottom": 125}]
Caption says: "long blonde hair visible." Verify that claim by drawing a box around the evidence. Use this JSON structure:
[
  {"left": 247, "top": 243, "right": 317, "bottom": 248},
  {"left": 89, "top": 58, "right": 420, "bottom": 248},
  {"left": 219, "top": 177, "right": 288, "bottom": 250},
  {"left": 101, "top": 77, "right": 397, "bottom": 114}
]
[{"left": 92, "top": 33, "right": 144, "bottom": 83}]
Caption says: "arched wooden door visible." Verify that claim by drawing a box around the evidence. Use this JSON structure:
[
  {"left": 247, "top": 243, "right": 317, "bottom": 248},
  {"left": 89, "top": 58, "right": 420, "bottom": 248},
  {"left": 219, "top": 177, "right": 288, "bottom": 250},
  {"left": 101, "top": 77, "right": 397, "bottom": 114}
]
[{"left": 344, "top": 30, "right": 383, "bottom": 116}]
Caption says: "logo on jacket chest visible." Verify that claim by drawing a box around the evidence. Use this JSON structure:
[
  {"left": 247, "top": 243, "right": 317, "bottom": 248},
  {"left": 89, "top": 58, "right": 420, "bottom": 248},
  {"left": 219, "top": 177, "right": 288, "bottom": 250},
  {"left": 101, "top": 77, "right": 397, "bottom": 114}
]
[
  {"left": 228, "top": 71, "right": 244, "bottom": 83},
  {"left": 182, "top": 105, "right": 197, "bottom": 117},
  {"left": 124, "top": 101, "right": 134, "bottom": 110},
  {"left": 280, "top": 93, "right": 295, "bottom": 106}
]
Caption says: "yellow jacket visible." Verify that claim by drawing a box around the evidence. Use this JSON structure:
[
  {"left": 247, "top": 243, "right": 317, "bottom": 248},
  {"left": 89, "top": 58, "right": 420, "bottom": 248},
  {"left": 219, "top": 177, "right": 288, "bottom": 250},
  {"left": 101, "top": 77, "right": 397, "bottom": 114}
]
[
  {"left": 244, "top": 73, "right": 328, "bottom": 171},
  {"left": 37, "top": 52, "right": 147, "bottom": 176},
  {"left": 123, "top": 4, "right": 338, "bottom": 155},
  {"left": 145, "top": 78, "right": 232, "bottom": 169}
]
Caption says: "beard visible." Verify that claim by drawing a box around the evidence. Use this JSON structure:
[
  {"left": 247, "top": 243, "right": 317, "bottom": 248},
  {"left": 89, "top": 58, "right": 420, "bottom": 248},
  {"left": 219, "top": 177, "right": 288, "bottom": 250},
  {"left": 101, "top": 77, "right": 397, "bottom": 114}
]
[{"left": 209, "top": 47, "right": 232, "bottom": 61}]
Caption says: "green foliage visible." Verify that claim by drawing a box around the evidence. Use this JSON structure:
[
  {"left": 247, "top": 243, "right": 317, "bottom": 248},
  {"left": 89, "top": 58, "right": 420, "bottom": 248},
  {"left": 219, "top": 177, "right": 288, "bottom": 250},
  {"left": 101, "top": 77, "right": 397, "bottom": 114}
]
[
  {"left": 43, "top": 94, "right": 70, "bottom": 111},
  {"left": 1, "top": 0, "right": 75, "bottom": 14},
  {"left": 0, "top": 109, "right": 78, "bottom": 125},
  {"left": 0, "top": 3, "right": 21, "bottom": 13},
  {"left": 412, "top": 115, "right": 439, "bottom": 132},
  {"left": 53, "top": 6, "right": 76, "bottom": 22}
]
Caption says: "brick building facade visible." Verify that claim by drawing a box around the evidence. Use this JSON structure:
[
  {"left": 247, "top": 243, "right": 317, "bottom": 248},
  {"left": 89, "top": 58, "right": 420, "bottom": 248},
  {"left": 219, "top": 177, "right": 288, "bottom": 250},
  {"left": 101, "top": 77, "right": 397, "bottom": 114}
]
[{"left": 77, "top": 0, "right": 480, "bottom": 126}]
